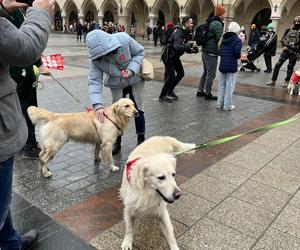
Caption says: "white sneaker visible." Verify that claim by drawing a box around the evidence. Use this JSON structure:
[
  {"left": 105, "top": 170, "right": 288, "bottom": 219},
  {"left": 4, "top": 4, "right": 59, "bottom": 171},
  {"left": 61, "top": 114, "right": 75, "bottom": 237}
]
[{"left": 223, "top": 105, "right": 235, "bottom": 111}]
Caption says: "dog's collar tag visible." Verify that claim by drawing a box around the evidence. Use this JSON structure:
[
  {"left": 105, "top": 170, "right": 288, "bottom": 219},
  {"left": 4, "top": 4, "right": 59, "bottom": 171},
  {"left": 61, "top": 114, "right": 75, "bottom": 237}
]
[{"left": 126, "top": 157, "right": 141, "bottom": 184}]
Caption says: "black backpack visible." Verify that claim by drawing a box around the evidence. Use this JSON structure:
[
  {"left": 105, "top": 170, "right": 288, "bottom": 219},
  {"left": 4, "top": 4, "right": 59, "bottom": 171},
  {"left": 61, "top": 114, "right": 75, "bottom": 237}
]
[{"left": 194, "top": 20, "right": 211, "bottom": 46}]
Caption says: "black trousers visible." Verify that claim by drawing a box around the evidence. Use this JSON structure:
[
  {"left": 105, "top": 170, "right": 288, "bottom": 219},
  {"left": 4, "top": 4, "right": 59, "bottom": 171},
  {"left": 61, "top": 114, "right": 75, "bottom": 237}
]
[
  {"left": 16, "top": 80, "right": 37, "bottom": 145},
  {"left": 271, "top": 49, "right": 298, "bottom": 82},
  {"left": 160, "top": 57, "right": 184, "bottom": 97},
  {"left": 264, "top": 54, "right": 272, "bottom": 71},
  {"left": 122, "top": 86, "right": 145, "bottom": 135}
]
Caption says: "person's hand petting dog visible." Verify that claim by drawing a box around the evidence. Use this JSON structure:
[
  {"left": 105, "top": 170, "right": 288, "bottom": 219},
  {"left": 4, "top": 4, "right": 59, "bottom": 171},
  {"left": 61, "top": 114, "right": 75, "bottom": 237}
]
[{"left": 95, "top": 108, "right": 105, "bottom": 123}]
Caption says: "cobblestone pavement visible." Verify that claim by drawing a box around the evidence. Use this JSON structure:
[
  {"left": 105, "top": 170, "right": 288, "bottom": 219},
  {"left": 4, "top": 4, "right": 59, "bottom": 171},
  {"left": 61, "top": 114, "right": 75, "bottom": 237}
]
[{"left": 11, "top": 33, "right": 300, "bottom": 249}]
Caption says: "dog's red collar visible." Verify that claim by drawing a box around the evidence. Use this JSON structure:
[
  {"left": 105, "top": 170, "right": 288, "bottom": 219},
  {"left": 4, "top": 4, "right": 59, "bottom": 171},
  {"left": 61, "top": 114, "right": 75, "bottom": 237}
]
[{"left": 126, "top": 157, "right": 141, "bottom": 184}]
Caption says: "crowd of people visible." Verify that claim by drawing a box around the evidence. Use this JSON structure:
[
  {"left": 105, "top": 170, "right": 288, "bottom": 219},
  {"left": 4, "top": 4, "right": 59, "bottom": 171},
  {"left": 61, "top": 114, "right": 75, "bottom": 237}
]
[
  {"left": 64, "top": 21, "right": 126, "bottom": 42},
  {"left": 157, "top": 5, "right": 300, "bottom": 112}
]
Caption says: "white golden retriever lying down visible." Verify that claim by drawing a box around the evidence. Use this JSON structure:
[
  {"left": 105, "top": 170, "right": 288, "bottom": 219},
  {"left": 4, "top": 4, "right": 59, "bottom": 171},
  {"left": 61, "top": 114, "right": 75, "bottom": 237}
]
[
  {"left": 120, "top": 136, "right": 196, "bottom": 250},
  {"left": 27, "top": 98, "right": 137, "bottom": 178}
]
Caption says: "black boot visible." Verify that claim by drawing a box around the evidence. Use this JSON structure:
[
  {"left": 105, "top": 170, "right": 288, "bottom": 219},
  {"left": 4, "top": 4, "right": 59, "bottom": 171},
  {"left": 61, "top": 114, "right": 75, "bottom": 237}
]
[
  {"left": 137, "top": 134, "right": 145, "bottom": 145},
  {"left": 21, "top": 229, "right": 38, "bottom": 250},
  {"left": 112, "top": 136, "right": 121, "bottom": 155}
]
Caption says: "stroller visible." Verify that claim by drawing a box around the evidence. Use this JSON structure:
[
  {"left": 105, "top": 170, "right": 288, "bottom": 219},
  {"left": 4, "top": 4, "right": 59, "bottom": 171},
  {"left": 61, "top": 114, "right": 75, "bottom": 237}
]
[{"left": 239, "top": 38, "right": 270, "bottom": 72}]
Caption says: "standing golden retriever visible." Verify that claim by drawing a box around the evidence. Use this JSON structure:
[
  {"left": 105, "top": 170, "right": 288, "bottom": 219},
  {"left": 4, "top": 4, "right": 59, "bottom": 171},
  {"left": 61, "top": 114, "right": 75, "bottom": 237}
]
[
  {"left": 27, "top": 98, "right": 137, "bottom": 178},
  {"left": 120, "top": 136, "right": 196, "bottom": 250}
]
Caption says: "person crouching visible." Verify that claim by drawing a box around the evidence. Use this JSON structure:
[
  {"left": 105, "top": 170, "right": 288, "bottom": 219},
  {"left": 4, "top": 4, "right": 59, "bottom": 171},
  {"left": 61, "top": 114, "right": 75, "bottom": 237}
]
[{"left": 217, "top": 22, "right": 242, "bottom": 111}]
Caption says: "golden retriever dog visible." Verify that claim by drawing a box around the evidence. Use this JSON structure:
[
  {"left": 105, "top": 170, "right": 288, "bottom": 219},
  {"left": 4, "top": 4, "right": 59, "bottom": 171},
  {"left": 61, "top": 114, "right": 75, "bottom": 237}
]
[
  {"left": 27, "top": 98, "right": 137, "bottom": 178},
  {"left": 120, "top": 136, "right": 196, "bottom": 250}
]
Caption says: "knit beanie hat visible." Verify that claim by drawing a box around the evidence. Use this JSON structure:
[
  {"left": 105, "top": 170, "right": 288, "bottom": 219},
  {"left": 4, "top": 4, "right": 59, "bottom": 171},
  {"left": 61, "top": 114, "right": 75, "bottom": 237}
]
[
  {"left": 214, "top": 4, "right": 226, "bottom": 17},
  {"left": 228, "top": 22, "right": 240, "bottom": 34},
  {"left": 181, "top": 16, "right": 191, "bottom": 26},
  {"left": 267, "top": 23, "right": 273, "bottom": 30},
  {"left": 167, "top": 21, "right": 174, "bottom": 29}
]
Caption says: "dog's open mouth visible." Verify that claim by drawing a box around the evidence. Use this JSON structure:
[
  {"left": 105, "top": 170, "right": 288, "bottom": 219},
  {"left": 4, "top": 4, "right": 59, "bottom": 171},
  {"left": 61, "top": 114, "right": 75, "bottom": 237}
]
[{"left": 156, "top": 189, "right": 174, "bottom": 204}]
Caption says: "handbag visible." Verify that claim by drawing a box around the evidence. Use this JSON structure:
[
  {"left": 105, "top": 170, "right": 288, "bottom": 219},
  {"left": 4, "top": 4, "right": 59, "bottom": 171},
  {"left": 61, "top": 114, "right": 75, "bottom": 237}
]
[{"left": 140, "top": 58, "right": 154, "bottom": 81}]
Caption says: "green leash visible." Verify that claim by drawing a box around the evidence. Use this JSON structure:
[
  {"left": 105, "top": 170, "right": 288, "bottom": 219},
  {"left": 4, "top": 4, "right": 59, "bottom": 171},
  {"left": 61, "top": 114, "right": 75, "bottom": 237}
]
[{"left": 175, "top": 117, "right": 298, "bottom": 156}]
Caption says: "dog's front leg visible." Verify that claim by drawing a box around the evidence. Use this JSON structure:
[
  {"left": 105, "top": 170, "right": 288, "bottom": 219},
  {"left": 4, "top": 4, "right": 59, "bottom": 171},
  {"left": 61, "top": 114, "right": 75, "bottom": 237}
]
[
  {"left": 121, "top": 209, "right": 134, "bottom": 250},
  {"left": 290, "top": 85, "right": 294, "bottom": 95},
  {"left": 102, "top": 143, "right": 119, "bottom": 172},
  {"left": 94, "top": 143, "right": 101, "bottom": 162},
  {"left": 158, "top": 206, "right": 179, "bottom": 250}
]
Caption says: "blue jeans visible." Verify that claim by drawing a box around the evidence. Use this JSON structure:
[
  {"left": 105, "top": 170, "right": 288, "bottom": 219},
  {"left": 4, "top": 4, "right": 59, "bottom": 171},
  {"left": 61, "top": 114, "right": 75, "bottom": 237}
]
[
  {"left": 217, "top": 72, "right": 236, "bottom": 109},
  {"left": 0, "top": 158, "right": 21, "bottom": 250}
]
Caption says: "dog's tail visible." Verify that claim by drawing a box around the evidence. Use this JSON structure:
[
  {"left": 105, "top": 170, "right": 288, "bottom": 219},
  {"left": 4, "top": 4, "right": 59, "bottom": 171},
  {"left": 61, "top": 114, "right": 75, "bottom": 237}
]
[
  {"left": 168, "top": 137, "right": 196, "bottom": 154},
  {"left": 27, "top": 106, "right": 56, "bottom": 124}
]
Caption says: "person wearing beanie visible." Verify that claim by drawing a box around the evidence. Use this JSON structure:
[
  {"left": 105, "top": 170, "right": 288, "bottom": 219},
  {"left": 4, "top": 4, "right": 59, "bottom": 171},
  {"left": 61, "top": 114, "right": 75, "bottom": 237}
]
[
  {"left": 217, "top": 22, "right": 242, "bottom": 111},
  {"left": 159, "top": 16, "right": 197, "bottom": 102},
  {"left": 267, "top": 16, "right": 300, "bottom": 87},
  {"left": 262, "top": 23, "right": 277, "bottom": 73},
  {"left": 166, "top": 21, "right": 174, "bottom": 30},
  {"left": 248, "top": 23, "right": 261, "bottom": 49},
  {"left": 197, "top": 4, "right": 225, "bottom": 101}
]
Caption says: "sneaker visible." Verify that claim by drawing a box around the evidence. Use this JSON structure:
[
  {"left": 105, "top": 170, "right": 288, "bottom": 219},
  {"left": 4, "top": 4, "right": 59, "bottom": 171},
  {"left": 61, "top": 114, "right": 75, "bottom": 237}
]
[
  {"left": 20, "top": 144, "right": 41, "bottom": 159},
  {"left": 167, "top": 92, "right": 179, "bottom": 100},
  {"left": 264, "top": 69, "right": 272, "bottom": 73},
  {"left": 196, "top": 91, "right": 205, "bottom": 97},
  {"left": 159, "top": 96, "right": 173, "bottom": 102},
  {"left": 282, "top": 81, "right": 289, "bottom": 88},
  {"left": 223, "top": 105, "right": 236, "bottom": 111},
  {"left": 21, "top": 229, "right": 38, "bottom": 250},
  {"left": 205, "top": 93, "right": 218, "bottom": 101},
  {"left": 266, "top": 81, "right": 275, "bottom": 86}
]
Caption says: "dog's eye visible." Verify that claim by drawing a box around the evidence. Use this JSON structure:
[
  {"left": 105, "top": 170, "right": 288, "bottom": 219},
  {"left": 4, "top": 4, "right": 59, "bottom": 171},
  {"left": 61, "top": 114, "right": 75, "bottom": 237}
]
[
  {"left": 158, "top": 176, "right": 166, "bottom": 181},
  {"left": 172, "top": 173, "right": 176, "bottom": 177},
  {"left": 125, "top": 105, "right": 129, "bottom": 108}
]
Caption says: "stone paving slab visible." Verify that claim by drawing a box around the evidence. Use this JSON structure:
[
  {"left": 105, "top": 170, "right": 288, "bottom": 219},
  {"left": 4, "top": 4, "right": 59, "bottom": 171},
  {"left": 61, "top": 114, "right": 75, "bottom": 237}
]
[{"left": 178, "top": 217, "right": 255, "bottom": 250}]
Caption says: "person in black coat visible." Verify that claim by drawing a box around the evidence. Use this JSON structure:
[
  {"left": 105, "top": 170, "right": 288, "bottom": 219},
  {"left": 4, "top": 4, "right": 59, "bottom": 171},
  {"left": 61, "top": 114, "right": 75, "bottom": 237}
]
[
  {"left": 263, "top": 23, "right": 277, "bottom": 73},
  {"left": 76, "top": 21, "right": 83, "bottom": 41},
  {"left": 159, "top": 16, "right": 198, "bottom": 102},
  {"left": 248, "top": 24, "right": 261, "bottom": 49},
  {"left": 153, "top": 24, "right": 162, "bottom": 47}
]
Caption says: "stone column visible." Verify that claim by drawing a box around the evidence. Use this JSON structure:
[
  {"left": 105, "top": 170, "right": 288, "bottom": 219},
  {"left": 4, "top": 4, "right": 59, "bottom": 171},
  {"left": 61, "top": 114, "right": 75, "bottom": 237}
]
[
  {"left": 223, "top": 4, "right": 234, "bottom": 31},
  {"left": 79, "top": 9, "right": 84, "bottom": 23},
  {"left": 61, "top": 10, "right": 67, "bottom": 32},
  {"left": 118, "top": 15, "right": 130, "bottom": 33},
  {"left": 270, "top": 3, "right": 283, "bottom": 32},
  {"left": 98, "top": 16, "right": 104, "bottom": 26},
  {"left": 271, "top": 18, "right": 280, "bottom": 31},
  {"left": 149, "top": 14, "right": 158, "bottom": 28}
]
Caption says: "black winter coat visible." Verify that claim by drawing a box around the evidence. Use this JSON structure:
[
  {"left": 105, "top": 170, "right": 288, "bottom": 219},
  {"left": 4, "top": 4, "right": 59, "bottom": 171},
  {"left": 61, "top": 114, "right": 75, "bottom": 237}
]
[{"left": 264, "top": 31, "right": 277, "bottom": 56}]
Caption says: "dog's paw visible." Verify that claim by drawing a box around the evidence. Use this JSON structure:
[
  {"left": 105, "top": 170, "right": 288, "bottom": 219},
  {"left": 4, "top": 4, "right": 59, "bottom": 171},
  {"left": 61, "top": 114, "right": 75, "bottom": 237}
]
[
  {"left": 170, "top": 245, "right": 180, "bottom": 250},
  {"left": 121, "top": 240, "right": 132, "bottom": 250},
  {"left": 111, "top": 166, "right": 120, "bottom": 172},
  {"left": 43, "top": 170, "right": 53, "bottom": 178}
]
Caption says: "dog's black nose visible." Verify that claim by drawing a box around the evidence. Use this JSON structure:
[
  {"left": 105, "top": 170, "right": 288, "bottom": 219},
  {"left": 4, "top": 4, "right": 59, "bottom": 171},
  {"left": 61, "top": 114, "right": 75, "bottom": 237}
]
[
  {"left": 134, "top": 110, "right": 139, "bottom": 117},
  {"left": 173, "top": 190, "right": 182, "bottom": 200}
]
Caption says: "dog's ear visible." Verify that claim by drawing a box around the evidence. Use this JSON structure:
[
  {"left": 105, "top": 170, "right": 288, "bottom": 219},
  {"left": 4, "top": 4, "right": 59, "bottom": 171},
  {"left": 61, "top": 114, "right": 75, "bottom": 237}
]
[
  {"left": 134, "top": 159, "right": 150, "bottom": 189},
  {"left": 113, "top": 103, "right": 120, "bottom": 114}
]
